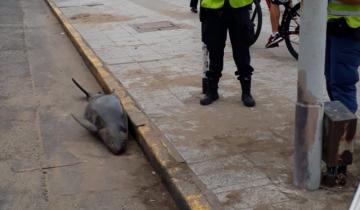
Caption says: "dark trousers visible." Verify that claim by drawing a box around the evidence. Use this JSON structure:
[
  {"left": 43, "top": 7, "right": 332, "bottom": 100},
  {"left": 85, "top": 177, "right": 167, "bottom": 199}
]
[
  {"left": 190, "top": 0, "right": 198, "bottom": 8},
  {"left": 201, "top": 6, "right": 254, "bottom": 81},
  {"left": 325, "top": 35, "right": 360, "bottom": 113},
  {"left": 325, "top": 19, "right": 360, "bottom": 113}
]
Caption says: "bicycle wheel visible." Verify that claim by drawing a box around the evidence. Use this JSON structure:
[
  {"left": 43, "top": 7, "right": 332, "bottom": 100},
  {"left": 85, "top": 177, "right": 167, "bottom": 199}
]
[
  {"left": 284, "top": 3, "right": 300, "bottom": 60},
  {"left": 249, "top": 0, "right": 262, "bottom": 45}
]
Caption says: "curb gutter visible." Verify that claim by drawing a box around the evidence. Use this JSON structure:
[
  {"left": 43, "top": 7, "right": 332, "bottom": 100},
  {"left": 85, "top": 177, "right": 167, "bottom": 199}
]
[{"left": 44, "top": 0, "right": 222, "bottom": 209}]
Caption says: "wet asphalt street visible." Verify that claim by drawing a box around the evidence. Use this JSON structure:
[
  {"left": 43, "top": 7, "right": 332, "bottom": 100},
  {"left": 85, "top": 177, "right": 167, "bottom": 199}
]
[{"left": 0, "top": 0, "right": 177, "bottom": 209}]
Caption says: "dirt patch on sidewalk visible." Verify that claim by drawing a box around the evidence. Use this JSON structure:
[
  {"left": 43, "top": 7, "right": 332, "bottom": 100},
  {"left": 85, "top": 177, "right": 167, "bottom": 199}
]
[{"left": 70, "top": 13, "right": 134, "bottom": 23}]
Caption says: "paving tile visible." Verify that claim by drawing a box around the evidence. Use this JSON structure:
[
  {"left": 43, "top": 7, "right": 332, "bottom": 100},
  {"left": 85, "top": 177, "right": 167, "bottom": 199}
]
[
  {"left": 95, "top": 46, "right": 128, "bottom": 57},
  {"left": 190, "top": 154, "right": 253, "bottom": 176},
  {"left": 213, "top": 178, "right": 271, "bottom": 194},
  {"left": 217, "top": 185, "right": 289, "bottom": 209},
  {"left": 176, "top": 145, "right": 234, "bottom": 165},
  {"left": 198, "top": 167, "right": 268, "bottom": 190},
  {"left": 271, "top": 201, "right": 325, "bottom": 210},
  {"left": 101, "top": 56, "right": 135, "bottom": 65},
  {"left": 108, "top": 63, "right": 144, "bottom": 75},
  {"left": 88, "top": 39, "right": 117, "bottom": 49}
]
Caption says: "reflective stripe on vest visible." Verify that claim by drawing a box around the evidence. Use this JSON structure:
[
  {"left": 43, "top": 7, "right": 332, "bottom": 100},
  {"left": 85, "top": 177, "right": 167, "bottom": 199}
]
[
  {"left": 328, "top": 0, "right": 360, "bottom": 17},
  {"left": 201, "top": 0, "right": 253, "bottom": 9}
]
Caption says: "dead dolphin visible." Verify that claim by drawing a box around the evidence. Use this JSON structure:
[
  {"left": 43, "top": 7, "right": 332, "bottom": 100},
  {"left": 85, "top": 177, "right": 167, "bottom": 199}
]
[{"left": 72, "top": 78, "right": 128, "bottom": 155}]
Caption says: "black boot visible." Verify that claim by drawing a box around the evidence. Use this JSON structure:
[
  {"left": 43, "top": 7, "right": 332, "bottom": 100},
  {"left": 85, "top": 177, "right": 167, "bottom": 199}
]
[
  {"left": 239, "top": 77, "right": 255, "bottom": 107},
  {"left": 200, "top": 79, "right": 219, "bottom": 106}
]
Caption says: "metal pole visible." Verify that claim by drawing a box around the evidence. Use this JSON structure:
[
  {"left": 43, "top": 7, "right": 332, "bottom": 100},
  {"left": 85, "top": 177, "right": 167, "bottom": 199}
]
[
  {"left": 294, "top": 0, "right": 328, "bottom": 190},
  {"left": 349, "top": 184, "right": 360, "bottom": 210}
]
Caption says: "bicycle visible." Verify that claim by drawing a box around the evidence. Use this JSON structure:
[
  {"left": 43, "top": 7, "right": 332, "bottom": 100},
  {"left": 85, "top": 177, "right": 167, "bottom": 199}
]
[
  {"left": 250, "top": 0, "right": 301, "bottom": 60},
  {"left": 249, "top": 0, "right": 263, "bottom": 45}
]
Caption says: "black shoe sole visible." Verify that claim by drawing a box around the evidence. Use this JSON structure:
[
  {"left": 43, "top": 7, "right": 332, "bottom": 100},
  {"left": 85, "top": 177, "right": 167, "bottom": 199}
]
[
  {"left": 242, "top": 95, "right": 255, "bottom": 107},
  {"left": 243, "top": 101, "right": 256, "bottom": 107},
  {"left": 200, "top": 95, "right": 219, "bottom": 106},
  {"left": 265, "top": 42, "right": 279, "bottom": 49}
]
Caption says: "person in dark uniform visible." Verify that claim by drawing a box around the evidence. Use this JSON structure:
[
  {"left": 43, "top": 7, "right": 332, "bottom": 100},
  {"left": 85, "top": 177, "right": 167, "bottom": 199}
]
[
  {"left": 325, "top": 0, "right": 360, "bottom": 113},
  {"left": 200, "top": 0, "right": 256, "bottom": 107}
]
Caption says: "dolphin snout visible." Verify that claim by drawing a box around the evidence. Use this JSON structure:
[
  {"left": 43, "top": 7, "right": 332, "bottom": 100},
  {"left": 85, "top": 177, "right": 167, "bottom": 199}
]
[
  {"left": 100, "top": 128, "right": 128, "bottom": 155},
  {"left": 112, "top": 134, "right": 127, "bottom": 155}
]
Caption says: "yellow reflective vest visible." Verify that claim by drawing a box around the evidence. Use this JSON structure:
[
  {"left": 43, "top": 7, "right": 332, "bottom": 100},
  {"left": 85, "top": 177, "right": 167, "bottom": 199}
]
[
  {"left": 328, "top": 0, "right": 360, "bottom": 28},
  {"left": 201, "top": 0, "right": 253, "bottom": 9}
]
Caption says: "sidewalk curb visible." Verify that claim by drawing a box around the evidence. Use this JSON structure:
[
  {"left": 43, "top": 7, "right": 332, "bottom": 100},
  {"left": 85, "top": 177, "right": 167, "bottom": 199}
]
[{"left": 45, "top": 0, "right": 222, "bottom": 209}]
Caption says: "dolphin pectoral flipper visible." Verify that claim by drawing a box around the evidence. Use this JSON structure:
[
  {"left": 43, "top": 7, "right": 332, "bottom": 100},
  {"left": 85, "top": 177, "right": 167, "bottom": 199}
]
[{"left": 71, "top": 114, "right": 97, "bottom": 133}]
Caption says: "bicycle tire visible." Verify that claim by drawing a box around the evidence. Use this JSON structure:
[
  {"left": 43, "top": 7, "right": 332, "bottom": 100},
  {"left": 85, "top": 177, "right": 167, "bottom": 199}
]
[
  {"left": 284, "top": 3, "right": 301, "bottom": 60},
  {"left": 250, "top": 0, "right": 262, "bottom": 45}
]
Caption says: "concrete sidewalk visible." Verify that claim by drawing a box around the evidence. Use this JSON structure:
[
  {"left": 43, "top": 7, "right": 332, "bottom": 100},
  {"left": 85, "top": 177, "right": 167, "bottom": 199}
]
[{"left": 51, "top": 0, "right": 359, "bottom": 209}]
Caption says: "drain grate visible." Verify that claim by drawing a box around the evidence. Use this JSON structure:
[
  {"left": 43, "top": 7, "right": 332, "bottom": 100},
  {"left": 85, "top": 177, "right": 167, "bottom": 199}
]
[{"left": 130, "top": 21, "right": 180, "bottom": 33}]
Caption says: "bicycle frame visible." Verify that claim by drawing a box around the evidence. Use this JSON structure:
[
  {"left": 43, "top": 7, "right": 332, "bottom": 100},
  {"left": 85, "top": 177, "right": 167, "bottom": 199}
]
[
  {"left": 262, "top": 0, "right": 301, "bottom": 59},
  {"left": 263, "top": 0, "right": 299, "bottom": 36},
  {"left": 279, "top": 3, "right": 295, "bottom": 35}
]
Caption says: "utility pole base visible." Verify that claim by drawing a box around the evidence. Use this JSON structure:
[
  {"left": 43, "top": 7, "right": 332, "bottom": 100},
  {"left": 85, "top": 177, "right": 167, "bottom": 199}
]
[{"left": 294, "top": 103, "right": 323, "bottom": 190}]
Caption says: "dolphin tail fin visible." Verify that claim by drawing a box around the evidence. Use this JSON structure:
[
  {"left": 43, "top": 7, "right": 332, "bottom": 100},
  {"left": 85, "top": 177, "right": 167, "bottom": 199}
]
[
  {"left": 72, "top": 78, "right": 91, "bottom": 99},
  {"left": 71, "top": 114, "right": 97, "bottom": 133}
]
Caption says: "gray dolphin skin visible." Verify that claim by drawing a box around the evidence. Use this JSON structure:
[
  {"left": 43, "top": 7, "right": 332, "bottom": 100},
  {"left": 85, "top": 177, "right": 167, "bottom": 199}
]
[{"left": 72, "top": 78, "right": 128, "bottom": 155}]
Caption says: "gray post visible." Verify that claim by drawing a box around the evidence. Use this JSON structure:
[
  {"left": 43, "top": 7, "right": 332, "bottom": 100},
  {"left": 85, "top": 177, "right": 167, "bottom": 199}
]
[{"left": 294, "top": 0, "right": 328, "bottom": 190}]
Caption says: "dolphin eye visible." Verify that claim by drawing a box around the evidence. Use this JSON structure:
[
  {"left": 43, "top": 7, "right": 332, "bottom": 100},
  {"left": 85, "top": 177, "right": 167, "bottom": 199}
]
[
  {"left": 95, "top": 116, "right": 104, "bottom": 128},
  {"left": 119, "top": 126, "right": 127, "bottom": 133}
]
